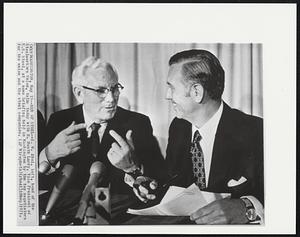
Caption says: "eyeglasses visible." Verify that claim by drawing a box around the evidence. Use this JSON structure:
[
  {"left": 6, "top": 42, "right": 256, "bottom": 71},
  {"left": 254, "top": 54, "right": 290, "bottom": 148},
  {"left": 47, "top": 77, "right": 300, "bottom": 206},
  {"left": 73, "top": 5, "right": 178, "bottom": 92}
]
[{"left": 82, "top": 83, "right": 124, "bottom": 98}]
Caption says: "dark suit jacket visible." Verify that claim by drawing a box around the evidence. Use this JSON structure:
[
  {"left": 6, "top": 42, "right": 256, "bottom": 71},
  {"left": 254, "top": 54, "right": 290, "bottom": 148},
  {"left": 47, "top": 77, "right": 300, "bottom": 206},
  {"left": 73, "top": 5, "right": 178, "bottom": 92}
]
[
  {"left": 165, "top": 103, "right": 264, "bottom": 205},
  {"left": 42, "top": 105, "right": 165, "bottom": 221}
]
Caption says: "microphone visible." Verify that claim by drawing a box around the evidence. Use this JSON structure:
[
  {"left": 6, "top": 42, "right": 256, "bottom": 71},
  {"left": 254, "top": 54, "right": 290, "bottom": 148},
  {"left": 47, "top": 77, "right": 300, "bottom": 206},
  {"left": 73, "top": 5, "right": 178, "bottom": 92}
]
[
  {"left": 43, "top": 164, "right": 75, "bottom": 217},
  {"left": 74, "top": 161, "right": 106, "bottom": 223}
]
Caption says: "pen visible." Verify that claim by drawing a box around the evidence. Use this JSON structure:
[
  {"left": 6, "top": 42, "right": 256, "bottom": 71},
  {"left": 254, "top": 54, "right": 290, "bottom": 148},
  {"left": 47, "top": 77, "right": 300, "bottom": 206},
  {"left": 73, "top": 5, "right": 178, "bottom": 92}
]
[
  {"left": 146, "top": 174, "right": 180, "bottom": 207},
  {"left": 132, "top": 174, "right": 181, "bottom": 209},
  {"left": 134, "top": 174, "right": 180, "bottom": 195},
  {"left": 152, "top": 174, "right": 180, "bottom": 196},
  {"left": 161, "top": 174, "right": 179, "bottom": 189}
]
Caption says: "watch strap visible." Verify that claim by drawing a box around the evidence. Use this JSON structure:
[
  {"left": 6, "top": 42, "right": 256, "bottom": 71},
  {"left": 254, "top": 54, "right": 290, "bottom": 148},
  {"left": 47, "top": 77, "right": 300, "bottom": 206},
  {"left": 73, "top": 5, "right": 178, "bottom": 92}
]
[
  {"left": 126, "top": 167, "right": 143, "bottom": 179},
  {"left": 241, "top": 197, "right": 257, "bottom": 222},
  {"left": 241, "top": 197, "right": 254, "bottom": 209}
]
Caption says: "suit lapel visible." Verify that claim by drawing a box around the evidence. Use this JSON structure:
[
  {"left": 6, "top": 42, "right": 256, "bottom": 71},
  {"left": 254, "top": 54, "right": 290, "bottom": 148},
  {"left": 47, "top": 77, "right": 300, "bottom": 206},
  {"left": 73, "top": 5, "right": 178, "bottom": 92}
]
[
  {"left": 182, "top": 124, "right": 194, "bottom": 185},
  {"left": 101, "top": 107, "right": 126, "bottom": 155},
  {"left": 74, "top": 104, "right": 88, "bottom": 142},
  {"left": 207, "top": 103, "right": 235, "bottom": 191},
  {"left": 181, "top": 123, "right": 193, "bottom": 181},
  {"left": 169, "top": 119, "right": 193, "bottom": 186},
  {"left": 74, "top": 104, "right": 85, "bottom": 124}
]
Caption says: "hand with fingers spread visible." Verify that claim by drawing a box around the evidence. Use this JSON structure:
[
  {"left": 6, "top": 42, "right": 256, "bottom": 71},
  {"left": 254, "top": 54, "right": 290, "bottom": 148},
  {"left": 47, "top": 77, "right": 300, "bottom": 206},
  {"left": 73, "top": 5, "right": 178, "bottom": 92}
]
[
  {"left": 189, "top": 198, "right": 248, "bottom": 224},
  {"left": 107, "top": 129, "right": 139, "bottom": 172},
  {"left": 45, "top": 121, "right": 86, "bottom": 166},
  {"left": 132, "top": 176, "right": 158, "bottom": 203}
]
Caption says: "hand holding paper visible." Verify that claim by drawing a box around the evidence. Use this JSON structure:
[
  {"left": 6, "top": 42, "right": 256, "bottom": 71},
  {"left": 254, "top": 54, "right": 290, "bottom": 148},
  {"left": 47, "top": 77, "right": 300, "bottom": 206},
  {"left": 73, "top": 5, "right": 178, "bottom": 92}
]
[{"left": 127, "top": 184, "right": 230, "bottom": 216}]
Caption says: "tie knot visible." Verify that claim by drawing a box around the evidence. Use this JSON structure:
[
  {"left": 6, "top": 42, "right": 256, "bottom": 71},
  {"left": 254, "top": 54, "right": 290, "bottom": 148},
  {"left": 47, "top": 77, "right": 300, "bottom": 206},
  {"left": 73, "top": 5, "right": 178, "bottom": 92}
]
[
  {"left": 193, "top": 130, "right": 202, "bottom": 143},
  {"left": 90, "top": 122, "right": 101, "bottom": 132}
]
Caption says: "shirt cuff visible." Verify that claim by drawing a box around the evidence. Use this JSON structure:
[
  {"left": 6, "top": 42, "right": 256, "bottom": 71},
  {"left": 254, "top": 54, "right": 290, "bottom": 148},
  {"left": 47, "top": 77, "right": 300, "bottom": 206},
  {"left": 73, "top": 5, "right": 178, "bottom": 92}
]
[
  {"left": 241, "top": 195, "right": 264, "bottom": 224},
  {"left": 38, "top": 148, "right": 60, "bottom": 174},
  {"left": 124, "top": 173, "right": 135, "bottom": 187}
]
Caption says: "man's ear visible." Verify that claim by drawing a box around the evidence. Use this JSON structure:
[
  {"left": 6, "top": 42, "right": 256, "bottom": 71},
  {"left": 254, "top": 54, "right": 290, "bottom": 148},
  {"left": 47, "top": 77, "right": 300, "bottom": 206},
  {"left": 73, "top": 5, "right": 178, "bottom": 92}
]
[
  {"left": 190, "top": 84, "right": 204, "bottom": 103},
  {"left": 73, "top": 86, "right": 84, "bottom": 104}
]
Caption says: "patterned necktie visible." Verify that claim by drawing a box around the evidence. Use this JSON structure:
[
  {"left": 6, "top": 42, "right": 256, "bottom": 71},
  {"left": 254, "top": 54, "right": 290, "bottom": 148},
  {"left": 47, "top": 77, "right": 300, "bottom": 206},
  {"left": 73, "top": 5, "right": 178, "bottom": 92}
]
[
  {"left": 90, "top": 122, "right": 101, "bottom": 158},
  {"left": 190, "top": 130, "right": 206, "bottom": 190}
]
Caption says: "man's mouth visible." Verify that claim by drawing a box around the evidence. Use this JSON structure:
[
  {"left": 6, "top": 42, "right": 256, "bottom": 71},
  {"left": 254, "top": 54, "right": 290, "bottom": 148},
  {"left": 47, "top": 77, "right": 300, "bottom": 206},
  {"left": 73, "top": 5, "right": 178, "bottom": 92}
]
[{"left": 105, "top": 105, "right": 116, "bottom": 110}]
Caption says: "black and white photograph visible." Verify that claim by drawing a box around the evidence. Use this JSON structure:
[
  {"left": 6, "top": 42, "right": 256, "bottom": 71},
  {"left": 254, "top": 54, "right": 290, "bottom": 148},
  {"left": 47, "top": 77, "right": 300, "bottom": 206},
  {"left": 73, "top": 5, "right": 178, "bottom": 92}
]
[
  {"left": 36, "top": 43, "right": 264, "bottom": 226},
  {"left": 3, "top": 3, "right": 296, "bottom": 234}
]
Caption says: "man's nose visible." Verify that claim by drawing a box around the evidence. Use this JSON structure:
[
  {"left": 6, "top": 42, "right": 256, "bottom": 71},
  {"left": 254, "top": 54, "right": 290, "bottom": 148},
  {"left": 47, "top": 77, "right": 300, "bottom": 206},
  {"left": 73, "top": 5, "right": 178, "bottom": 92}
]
[{"left": 104, "top": 90, "right": 115, "bottom": 102}]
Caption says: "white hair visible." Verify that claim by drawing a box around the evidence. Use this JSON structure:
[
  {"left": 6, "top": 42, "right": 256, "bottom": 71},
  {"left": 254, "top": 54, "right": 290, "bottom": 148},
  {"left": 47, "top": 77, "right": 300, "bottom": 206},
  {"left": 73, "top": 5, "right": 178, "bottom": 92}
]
[{"left": 71, "top": 56, "right": 118, "bottom": 87}]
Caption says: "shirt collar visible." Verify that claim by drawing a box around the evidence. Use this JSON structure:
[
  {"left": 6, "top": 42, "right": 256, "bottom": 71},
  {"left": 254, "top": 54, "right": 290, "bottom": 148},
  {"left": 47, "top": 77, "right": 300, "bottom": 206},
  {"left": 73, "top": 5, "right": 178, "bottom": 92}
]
[{"left": 192, "top": 101, "right": 223, "bottom": 141}]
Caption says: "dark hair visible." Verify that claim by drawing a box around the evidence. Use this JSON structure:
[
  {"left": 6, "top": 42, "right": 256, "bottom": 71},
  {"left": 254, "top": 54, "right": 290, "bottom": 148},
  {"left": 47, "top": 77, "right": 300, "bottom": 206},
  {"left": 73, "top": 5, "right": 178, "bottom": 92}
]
[{"left": 169, "top": 49, "right": 225, "bottom": 100}]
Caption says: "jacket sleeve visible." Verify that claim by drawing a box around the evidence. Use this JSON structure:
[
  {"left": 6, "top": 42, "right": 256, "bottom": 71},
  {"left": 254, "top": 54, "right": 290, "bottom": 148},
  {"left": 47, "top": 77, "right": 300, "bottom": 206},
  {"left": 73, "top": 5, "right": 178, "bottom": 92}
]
[{"left": 133, "top": 116, "right": 167, "bottom": 183}]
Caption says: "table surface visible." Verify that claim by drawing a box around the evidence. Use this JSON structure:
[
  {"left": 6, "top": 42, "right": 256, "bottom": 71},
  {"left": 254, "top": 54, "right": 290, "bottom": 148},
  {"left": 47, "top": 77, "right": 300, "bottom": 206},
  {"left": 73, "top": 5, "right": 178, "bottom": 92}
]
[
  {"left": 122, "top": 215, "right": 193, "bottom": 225},
  {"left": 39, "top": 191, "right": 195, "bottom": 225}
]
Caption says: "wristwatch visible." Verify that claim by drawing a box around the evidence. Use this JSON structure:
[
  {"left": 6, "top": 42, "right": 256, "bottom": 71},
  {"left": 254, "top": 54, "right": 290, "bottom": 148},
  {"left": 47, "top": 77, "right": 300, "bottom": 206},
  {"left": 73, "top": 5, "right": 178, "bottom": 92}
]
[
  {"left": 126, "top": 166, "right": 143, "bottom": 179},
  {"left": 241, "top": 198, "right": 257, "bottom": 222}
]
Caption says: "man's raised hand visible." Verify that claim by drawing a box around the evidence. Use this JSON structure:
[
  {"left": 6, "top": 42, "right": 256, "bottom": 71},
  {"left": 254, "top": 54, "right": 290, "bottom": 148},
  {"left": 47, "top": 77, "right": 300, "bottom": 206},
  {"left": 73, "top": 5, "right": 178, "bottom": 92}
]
[
  {"left": 133, "top": 176, "right": 158, "bottom": 202},
  {"left": 107, "top": 130, "right": 138, "bottom": 172},
  {"left": 46, "top": 121, "right": 86, "bottom": 165}
]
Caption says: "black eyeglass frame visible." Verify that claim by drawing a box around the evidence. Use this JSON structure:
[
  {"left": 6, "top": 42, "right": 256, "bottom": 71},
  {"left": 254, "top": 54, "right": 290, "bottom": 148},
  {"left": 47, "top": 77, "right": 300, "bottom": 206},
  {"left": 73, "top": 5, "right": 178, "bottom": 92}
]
[{"left": 82, "top": 83, "right": 124, "bottom": 96}]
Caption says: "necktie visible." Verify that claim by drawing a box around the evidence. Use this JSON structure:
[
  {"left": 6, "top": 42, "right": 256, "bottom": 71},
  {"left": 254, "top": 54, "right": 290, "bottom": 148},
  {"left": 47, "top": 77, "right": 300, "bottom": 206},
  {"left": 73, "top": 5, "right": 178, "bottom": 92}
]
[
  {"left": 90, "top": 122, "right": 101, "bottom": 158},
  {"left": 190, "top": 130, "right": 206, "bottom": 190}
]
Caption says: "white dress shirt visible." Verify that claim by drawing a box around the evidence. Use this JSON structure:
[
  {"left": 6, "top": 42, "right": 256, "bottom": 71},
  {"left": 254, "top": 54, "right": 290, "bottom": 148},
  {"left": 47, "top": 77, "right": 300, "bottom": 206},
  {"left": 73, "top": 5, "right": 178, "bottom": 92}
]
[
  {"left": 192, "top": 102, "right": 223, "bottom": 186},
  {"left": 83, "top": 107, "right": 108, "bottom": 142}
]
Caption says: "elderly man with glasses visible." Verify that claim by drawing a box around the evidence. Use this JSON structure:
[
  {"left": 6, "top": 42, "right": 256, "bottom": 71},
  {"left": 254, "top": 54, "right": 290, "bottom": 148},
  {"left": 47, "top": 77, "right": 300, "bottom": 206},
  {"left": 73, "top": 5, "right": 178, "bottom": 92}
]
[{"left": 38, "top": 57, "right": 165, "bottom": 224}]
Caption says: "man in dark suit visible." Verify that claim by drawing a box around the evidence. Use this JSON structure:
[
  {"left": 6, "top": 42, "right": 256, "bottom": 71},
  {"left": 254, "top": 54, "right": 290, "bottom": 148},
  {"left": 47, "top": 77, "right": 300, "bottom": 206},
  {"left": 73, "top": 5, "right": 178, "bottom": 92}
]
[
  {"left": 133, "top": 49, "right": 264, "bottom": 224},
  {"left": 38, "top": 57, "right": 165, "bottom": 224}
]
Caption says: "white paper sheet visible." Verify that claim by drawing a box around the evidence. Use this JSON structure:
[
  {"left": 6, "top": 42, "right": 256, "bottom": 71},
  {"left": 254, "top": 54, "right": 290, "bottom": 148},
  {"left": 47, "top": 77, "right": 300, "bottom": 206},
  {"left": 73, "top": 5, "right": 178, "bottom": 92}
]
[
  {"left": 160, "top": 186, "right": 185, "bottom": 204},
  {"left": 127, "top": 184, "right": 230, "bottom": 216}
]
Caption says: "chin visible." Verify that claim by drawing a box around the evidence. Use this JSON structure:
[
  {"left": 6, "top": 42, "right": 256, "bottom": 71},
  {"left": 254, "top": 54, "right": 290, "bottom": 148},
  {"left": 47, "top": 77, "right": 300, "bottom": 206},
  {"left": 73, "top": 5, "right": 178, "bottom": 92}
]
[
  {"left": 175, "top": 114, "right": 184, "bottom": 119},
  {"left": 93, "top": 110, "right": 116, "bottom": 122},
  {"left": 104, "top": 110, "right": 117, "bottom": 120},
  {"left": 173, "top": 107, "right": 184, "bottom": 119}
]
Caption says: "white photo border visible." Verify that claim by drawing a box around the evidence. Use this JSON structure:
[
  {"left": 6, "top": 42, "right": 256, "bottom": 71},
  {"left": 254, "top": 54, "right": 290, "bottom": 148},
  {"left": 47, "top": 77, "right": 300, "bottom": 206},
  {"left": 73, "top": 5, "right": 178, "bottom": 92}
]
[{"left": 4, "top": 3, "right": 296, "bottom": 234}]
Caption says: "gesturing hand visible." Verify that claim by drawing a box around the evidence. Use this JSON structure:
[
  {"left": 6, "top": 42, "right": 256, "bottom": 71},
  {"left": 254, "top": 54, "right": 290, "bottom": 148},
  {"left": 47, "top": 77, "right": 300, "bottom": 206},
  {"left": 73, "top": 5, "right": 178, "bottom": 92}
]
[
  {"left": 133, "top": 176, "right": 158, "bottom": 203},
  {"left": 46, "top": 121, "right": 86, "bottom": 165},
  {"left": 190, "top": 198, "right": 248, "bottom": 224},
  {"left": 107, "top": 130, "right": 138, "bottom": 172}
]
